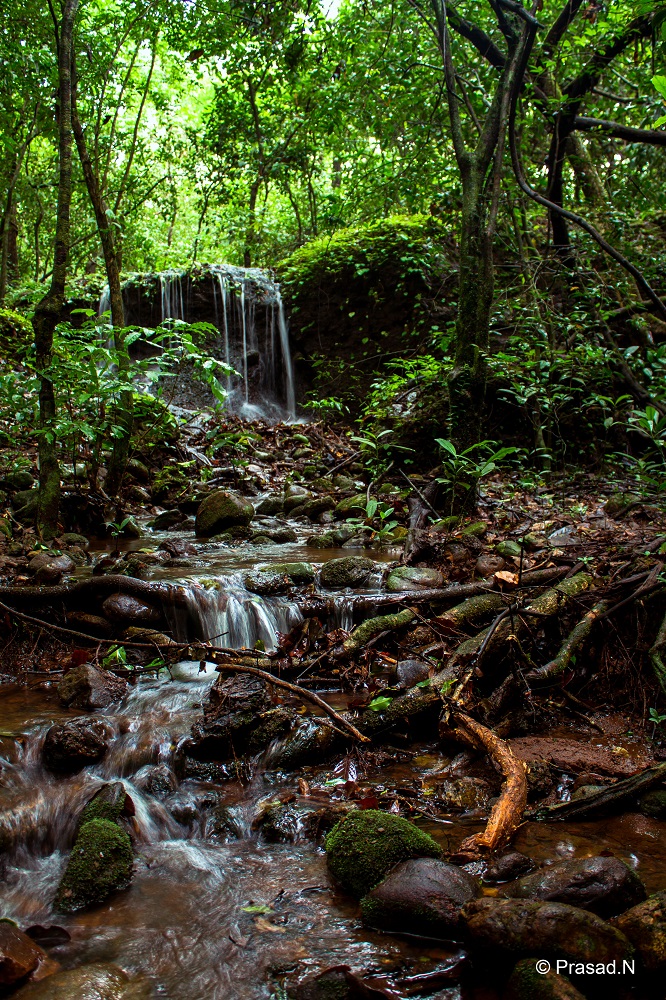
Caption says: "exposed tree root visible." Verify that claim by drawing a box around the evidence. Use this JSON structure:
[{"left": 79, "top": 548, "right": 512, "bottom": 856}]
[
  {"left": 526, "top": 599, "right": 610, "bottom": 685},
  {"left": 0, "top": 574, "right": 184, "bottom": 606}
]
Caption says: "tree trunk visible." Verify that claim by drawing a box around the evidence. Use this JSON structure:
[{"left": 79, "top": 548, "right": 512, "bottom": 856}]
[
  {"left": 244, "top": 178, "right": 260, "bottom": 268},
  {"left": 31, "top": 0, "right": 80, "bottom": 538}
]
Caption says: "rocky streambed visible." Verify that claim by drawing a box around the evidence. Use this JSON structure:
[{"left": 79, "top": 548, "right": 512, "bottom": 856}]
[{"left": 1, "top": 476, "right": 666, "bottom": 999}]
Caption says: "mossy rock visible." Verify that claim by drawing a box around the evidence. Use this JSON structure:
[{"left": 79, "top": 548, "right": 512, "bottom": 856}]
[
  {"left": 495, "top": 540, "right": 522, "bottom": 558},
  {"left": 195, "top": 490, "right": 254, "bottom": 537},
  {"left": 79, "top": 782, "right": 129, "bottom": 828},
  {"left": 333, "top": 494, "right": 368, "bottom": 517},
  {"left": 260, "top": 562, "right": 315, "bottom": 584},
  {"left": 325, "top": 809, "right": 442, "bottom": 898},
  {"left": 55, "top": 818, "right": 133, "bottom": 913},
  {"left": 320, "top": 556, "right": 375, "bottom": 589}
]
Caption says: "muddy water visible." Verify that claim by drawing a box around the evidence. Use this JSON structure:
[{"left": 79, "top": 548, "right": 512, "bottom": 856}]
[{"left": 3, "top": 523, "right": 666, "bottom": 997}]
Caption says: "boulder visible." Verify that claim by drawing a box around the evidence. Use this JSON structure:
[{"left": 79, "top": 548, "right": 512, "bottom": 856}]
[
  {"left": 386, "top": 566, "right": 443, "bottom": 591},
  {"left": 496, "top": 540, "right": 522, "bottom": 558},
  {"left": 293, "top": 497, "right": 336, "bottom": 521},
  {"left": 283, "top": 485, "right": 312, "bottom": 513},
  {"left": 54, "top": 818, "right": 133, "bottom": 913},
  {"left": 325, "top": 809, "right": 442, "bottom": 898},
  {"left": 260, "top": 561, "right": 315, "bottom": 584},
  {"left": 0, "top": 923, "right": 45, "bottom": 988},
  {"left": 42, "top": 718, "right": 113, "bottom": 773},
  {"left": 505, "top": 856, "right": 647, "bottom": 918},
  {"left": 396, "top": 659, "right": 430, "bottom": 687},
  {"left": 57, "top": 663, "right": 128, "bottom": 710},
  {"left": 79, "top": 782, "right": 132, "bottom": 827},
  {"left": 12, "top": 963, "right": 152, "bottom": 999},
  {"left": 475, "top": 554, "right": 506, "bottom": 578},
  {"left": 194, "top": 490, "right": 254, "bottom": 537},
  {"left": 188, "top": 673, "right": 272, "bottom": 759},
  {"left": 614, "top": 890, "right": 666, "bottom": 971},
  {"left": 266, "top": 717, "right": 343, "bottom": 770},
  {"left": 333, "top": 494, "right": 367, "bottom": 517},
  {"left": 158, "top": 538, "right": 197, "bottom": 557},
  {"left": 638, "top": 789, "right": 666, "bottom": 818},
  {"left": 484, "top": 852, "right": 536, "bottom": 884},
  {"left": 319, "top": 556, "right": 375, "bottom": 589},
  {"left": 292, "top": 965, "right": 387, "bottom": 1000},
  {"left": 151, "top": 508, "right": 186, "bottom": 530},
  {"left": 243, "top": 570, "right": 289, "bottom": 595},
  {"left": 4, "top": 470, "right": 34, "bottom": 490},
  {"left": 361, "top": 856, "right": 479, "bottom": 937},
  {"left": 27, "top": 553, "right": 75, "bottom": 584},
  {"left": 461, "top": 898, "right": 635, "bottom": 967},
  {"left": 503, "top": 959, "right": 587, "bottom": 1000},
  {"left": 255, "top": 495, "right": 284, "bottom": 515},
  {"left": 101, "top": 593, "right": 162, "bottom": 627}
]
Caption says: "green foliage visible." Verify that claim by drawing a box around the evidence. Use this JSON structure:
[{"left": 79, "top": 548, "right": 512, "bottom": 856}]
[{"left": 435, "top": 439, "right": 518, "bottom": 514}]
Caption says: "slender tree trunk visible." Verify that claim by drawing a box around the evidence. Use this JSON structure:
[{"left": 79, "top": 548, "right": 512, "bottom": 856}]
[
  {"left": 72, "top": 67, "right": 132, "bottom": 497},
  {"left": 31, "top": 0, "right": 80, "bottom": 537},
  {"left": 244, "top": 178, "right": 260, "bottom": 268}
]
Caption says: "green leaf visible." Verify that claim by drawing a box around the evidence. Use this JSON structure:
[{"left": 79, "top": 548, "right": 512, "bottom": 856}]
[{"left": 368, "top": 694, "right": 393, "bottom": 712}]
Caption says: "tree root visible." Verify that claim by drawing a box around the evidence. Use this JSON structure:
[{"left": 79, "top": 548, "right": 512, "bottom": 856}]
[
  {"left": 447, "top": 707, "right": 527, "bottom": 860},
  {"left": 0, "top": 574, "right": 185, "bottom": 607},
  {"left": 649, "top": 609, "right": 666, "bottom": 696},
  {"left": 340, "top": 609, "right": 416, "bottom": 655},
  {"left": 526, "top": 599, "right": 610, "bottom": 685}
]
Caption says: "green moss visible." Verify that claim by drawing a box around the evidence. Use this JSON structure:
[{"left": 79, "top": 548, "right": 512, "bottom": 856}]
[
  {"left": 79, "top": 782, "right": 128, "bottom": 828},
  {"left": 325, "top": 809, "right": 442, "bottom": 898},
  {"left": 55, "top": 818, "right": 133, "bottom": 913}
]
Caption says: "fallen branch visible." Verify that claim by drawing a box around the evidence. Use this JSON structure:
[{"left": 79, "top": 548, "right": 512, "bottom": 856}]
[{"left": 534, "top": 761, "right": 666, "bottom": 822}]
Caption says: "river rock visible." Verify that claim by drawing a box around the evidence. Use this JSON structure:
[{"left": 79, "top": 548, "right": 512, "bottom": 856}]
[
  {"left": 293, "top": 496, "right": 336, "bottom": 521},
  {"left": 461, "top": 898, "right": 635, "bottom": 967},
  {"left": 361, "top": 856, "right": 479, "bottom": 937},
  {"left": 333, "top": 494, "right": 367, "bottom": 517},
  {"left": 159, "top": 538, "right": 197, "bottom": 557},
  {"left": 320, "top": 555, "right": 375, "bottom": 589},
  {"left": 12, "top": 963, "right": 152, "bottom": 1000},
  {"left": 195, "top": 489, "right": 254, "bottom": 536},
  {"left": 386, "top": 566, "right": 443, "bottom": 591},
  {"left": 0, "top": 923, "right": 45, "bottom": 988},
  {"left": 484, "top": 852, "right": 536, "bottom": 884},
  {"left": 188, "top": 673, "right": 272, "bottom": 758},
  {"left": 65, "top": 612, "right": 114, "bottom": 638},
  {"left": 293, "top": 965, "right": 386, "bottom": 1000},
  {"left": 283, "top": 485, "right": 312, "bottom": 512},
  {"left": 133, "top": 764, "right": 176, "bottom": 800},
  {"left": 255, "top": 494, "right": 284, "bottom": 515},
  {"left": 614, "top": 890, "right": 666, "bottom": 971},
  {"left": 504, "top": 959, "right": 586, "bottom": 1000},
  {"left": 325, "top": 809, "right": 442, "bottom": 898},
  {"left": 260, "top": 561, "right": 315, "bottom": 584},
  {"left": 55, "top": 818, "right": 133, "bottom": 912},
  {"left": 638, "top": 789, "right": 666, "bottom": 818},
  {"left": 396, "top": 659, "right": 430, "bottom": 687},
  {"left": 243, "top": 570, "right": 289, "bottom": 594},
  {"left": 151, "top": 508, "right": 186, "bottom": 530},
  {"left": 475, "top": 554, "right": 506, "bottom": 578},
  {"left": 505, "top": 856, "right": 647, "bottom": 918},
  {"left": 57, "top": 663, "right": 128, "bottom": 710},
  {"left": 27, "top": 552, "right": 75, "bottom": 584},
  {"left": 79, "top": 782, "right": 133, "bottom": 826},
  {"left": 42, "top": 718, "right": 113, "bottom": 772},
  {"left": 267, "top": 717, "right": 343, "bottom": 770},
  {"left": 101, "top": 593, "right": 162, "bottom": 627}
]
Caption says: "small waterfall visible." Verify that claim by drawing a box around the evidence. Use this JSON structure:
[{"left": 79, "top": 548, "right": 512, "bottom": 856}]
[{"left": 99, "top": 264, "right": 298, "bottom": 422}]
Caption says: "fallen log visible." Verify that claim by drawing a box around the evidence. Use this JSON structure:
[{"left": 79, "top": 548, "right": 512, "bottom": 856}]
[
  {"left": 0, "top": 574, "right": 187, "bottom": 606},
  {"left": 533, "top": 760, "right": 666, "bottom": 822}
]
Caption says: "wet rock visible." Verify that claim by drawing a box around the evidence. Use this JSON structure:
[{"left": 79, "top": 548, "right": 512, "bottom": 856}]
[
  {"left": 243, "top": 570, "right": 289, "bottom": 595},
  {"left": 158, "top": 538, "right": 197, "bottom": 557},
  {"left": 484, "top": 852, "right": 536, "bottom": 884},
  {"left": 505, "top": 856, "right": 647, "bottom": 918},
  {"left": 614, "top": 890, "right": 666, "bottom": 971},
  {"left": 293, "top": 964, "right": 387, "bottom": 999},
  {"left": 123, "top": 627, "right": 176, "bottom": 647},
  {"left": 0, "top": 923, "right": 45, "bottom": 988},
  {"left": 101, "top": 593, "right": 162, "bottom": 627},
  {"left": 333, "top": 494, "right": 367, "bottom": 517},
  {"left": 59, "top": 532, "right": 89, "bottom": 548},
  {"left": 396, "top": 659, "right": 430, "bottom": 687},
  {"left": 441, "top": 777, "right": 491, "bottom": 813},
  {"left": 27, "top": 552, "right": 75, "bottom": 584},
  {"left": 475, "top": 554, "right": 506, "bottom": 578},
  {"left": 320, "top": 556, "right": 375, "bottom": 589},
  {"left": 133, "top": 764, "right": 176, "bottom": 800},
  {"left": 461, "top": 897, "right": 635, "bottom": 967},
  {"left": 638, "top": 789, "right": 666, "bottom": 818},
  {"left": 296, "top": 497, "right": 336, "bottom": 521},
  {"left": 333, "top": 475, "right": 357, "bottom": 490},
  {"left": 504, "top": 958, "right": 586, "bottom": 1000},
  {"left": 57, "top": 663, "right": 128, "bottom": 710},
  {"left": 254, "top": 800, "right": 301, "bottom": 842},
  {"left": 79, "top": 782, "right": 132, "bottom": 826},
  {"left": 189, "top": 673, "right": 272, "bottom": 759},
  {"left": 3, "top": 470, "right": 35, "bottom": 491},
  {"left": 43, "top": 718, "right": 113, "bottom": 772},
  {"left": 151, "top": 508, "right": 186, "bottom": 530},
  {"left": 267, "top": 717, "right": 343, "bottom": 769},
  {"left": 195, "top": 489, "right": 254, "bottom": 537},
  {"left": 12, "top": 962, "right": 151, "bottom": 999},
  {"left": 55, "top": 818, "right": 133, "bottom": 913},
  {"left": 361, "top": 856, "right": 480, "bottom": 937},
  {"left": 246, "top": 708, "right": 295, "bottom": 755},
  {"left": 325, "top": 808, "right": 442, "bottom": 898},
  {"left": 495, "top": 540, "right": 522, "bottom": 558},
  {"left": 261, "top": 561, "right": 315, "bottom": 584},
  {"left": 255, "top": 495, "right": 284, "bottom": 515},
  {"left": 65, "top": 612, "right": 113, "bottom": 638},
  {"left": 284, "top": 486, "right": 312, "bottom": 513},
  {"left": 386, "top": 566, "right": 443, "bottom": 591}
]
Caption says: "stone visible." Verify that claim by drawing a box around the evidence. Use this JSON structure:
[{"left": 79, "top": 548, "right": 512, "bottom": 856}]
[
  {"left": 297, "top": 496, "right": 336, "bottom": 520},
  {"left": 243, "top": 570, "right": 289, "bottom": 595},
  {"left": 333, "top": 494, "right": 368, "bottom": 517},
  {"left": 325, "top": 808, "right": 442, "bottom": 898},
  {"left": 101, "top": 593, "right": 162, "bottom": 627},
  {"left": 133, "top": 764, "right": 176, "bottom": 800},
  {"left": 189, "top": 673, "right": 272, "bottom": 759},
  {"left": 267, "top": 718, "right": 343, "bottom": 770},
  {"left": 504, "top": 958, "right": 587, "bottom": 1000},
  {"left": 151, "top": 508, "right": 186, "bottom": 530},
  {"left": 11, "top": 963, "right": 152, "bottom": 1000},
  {"left": 396, "top": 659, "right": 430, "bottom": 687},
  {"left": 259, "top": 561, "right": 315, "bottom": 584},
  {"left": 360, "top": 856, "right": 479, "bottom": 937},
  {"left": 194, "top": 490, "right": 254, "bottom": 537},
  {"left": 55, "top": 819, "right": 133, "bottom": 912},
  {"left": 333, "top": 475, "right": 357, "bottom": 490},
  {"left": 293, "top": 965, "right": 385, "bottom": 999},
  {"left": 505, "top": 856, "right": 647, "bottom": 918},
  {"left": 57, "top": 663, "right": 128, "bottom": 710},
  {"left": 614, "top": 890, "right": 666, "bottom": 971},
  {"left": 638, "top": 789, "right": 666, "bottom": 818},
  {"left": 484, "top": 852, "right": 536, "bottom": 884},
  {"left": 79, "top": 782, "right": 132, "bottom": 827},
  {"left": 255, "top": 495, "right": 284, "bottom": 515},
  {"left": 319, "top": 556, "right": 375, "bottom": 589},
  {"left": 283, "top": 485, "right": 312, "bottom": 513},
  {"left": 123, "top": 627, "right": 175, "bottom": 646},
  {"left": 43, "top": 718, "right": 113, "bottom": 773},
  {"left": 66, "top": 612, "right": 113, "bottom": 638},
  {"left": 461, "top": 898, "right": 635, "bottom": 967},
  {"left": 27, "top": 552, "right": 75, "bottom": 584},
  {"left": 4, "top": 470, "right": 35, "bottom": 490},
  {"left": 386, "top": 566, "right": 443, "bottom": 591},
  {"left": 495, "top": 540, "right": 523, "bottom": 558},
  {"left": 126, "top": 458, "right": 150, "bottom": 483},
  {"left": 475, "top": 554, "right": 506, "bottom": 578},
  {"left": 440, "top": 777, "right": 491, "bottom": 812},
  {"left": 0, "top": 923, "right": 45, "bottom": 988},
  {"left": 59, "top": 532, "right": 89, "bottom": 548},
  {"left": 158, "top": 538, "right": 197, "bottom": 557}
]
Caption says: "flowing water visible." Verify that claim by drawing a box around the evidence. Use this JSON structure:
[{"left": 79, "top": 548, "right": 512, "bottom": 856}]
[
  {"left": 3, "top": 524, "right": 666, "bottom": 997},
  {"left": 99, "top": 265, "right": 297, "bottom": 422}
]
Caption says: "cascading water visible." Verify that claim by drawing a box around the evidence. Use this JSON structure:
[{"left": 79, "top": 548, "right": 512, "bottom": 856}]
[{"left": 98, "top": 264, "right": 297, "bottom": 422}]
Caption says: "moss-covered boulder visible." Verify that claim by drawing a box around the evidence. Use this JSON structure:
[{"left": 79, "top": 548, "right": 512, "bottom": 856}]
[
  {"left": 386, "top": 566, "right": 443, "bottom": 591},
  {"left": 55, "top": 818, "right": 133, "bottom": 912},
  {"left": 504, "top": 959, "right": 586, "bottom": 999},
  {"left": 325, "top": 809, "right": 442, "bottom": 898},
  {"left": 195, "top": 490, "right": 254, "bottom": 537},
  {"left": 79, "top": 782, "right": 131, "bottom": 828},
  {"left": 614, "top": 890, "right": 666, "bottom": 971},
  {"left": 260, "top": 562, "right": 315, "bottom": 584},
  {"left": 319, "top": 556, "right": 375, "bottom": 589}
]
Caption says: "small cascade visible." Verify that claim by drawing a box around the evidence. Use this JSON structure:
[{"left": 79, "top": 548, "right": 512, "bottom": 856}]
[
  {"left": 98, "top": 264, "right": 298, "bottom": 422},
  {"left": 166, "top": 574, "right": 303, "bottom": 651}
]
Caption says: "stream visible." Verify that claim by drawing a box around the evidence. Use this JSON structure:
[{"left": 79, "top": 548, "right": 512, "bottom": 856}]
[{"left": 2, "top": 519, "right": 666, "bottom": 998}]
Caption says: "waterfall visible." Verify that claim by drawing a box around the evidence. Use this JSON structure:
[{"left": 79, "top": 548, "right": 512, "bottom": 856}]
[{"left": 99, "top": 264, "right": 297, "bottom": 422}]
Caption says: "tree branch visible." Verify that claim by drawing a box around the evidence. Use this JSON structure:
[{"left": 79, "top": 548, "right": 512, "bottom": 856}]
[{"left": 573, "top": 117, "right": 666, "bottom": 146}]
